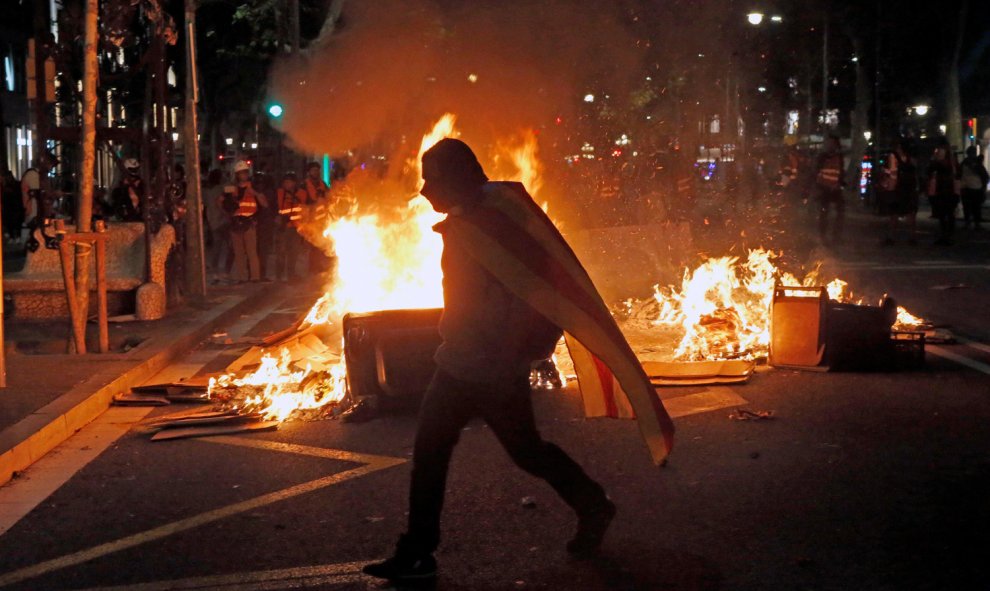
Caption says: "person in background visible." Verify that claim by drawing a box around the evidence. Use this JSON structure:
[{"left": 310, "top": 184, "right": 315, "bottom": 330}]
[
  {"left": 814, "top": 135, "right": 845, "bottom": 245},
  {"left": 20, "top": 165, "right": 42, "bottom": 238},
  {"left": 926, "top": 139, "right": 960, "bottom": 246},
  {"left": 111, "top": 158, "right": 145, "bottom": 222},
  {"left": 224, "top": 161, "right": 265, "bottom": 282},
  {"left": 303, "top": 161, "right": 332, "bottom": 272},
  {"left": 1, "top": 167, "right": 25, "bottom": 241},
  {"left": 252, "top": 172, "right": 277, "bottom": 280},
  {"left": 275, "top": 172, "right": 307, "bottom": 281},
  {"left": 202, "top": 169, "right": 231, "bottom": 281},
  {"left": 959, "top": 145, "right": 988, "bottom": 230},
  {"left": 878, "top": 139, "right": 919, "bottom": 245}
]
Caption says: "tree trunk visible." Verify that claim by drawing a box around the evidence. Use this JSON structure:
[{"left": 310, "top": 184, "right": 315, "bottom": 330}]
[
  {"left": 184, "top": 0, "right": 206, "bottom": 297},
  {"left": 846, "top": 33, "right": 872, "bottom": 192},
  {"left": 945, "top": 0, "right": 968, "bottom": 152},
  {"left": 75, "top": 0, "right": 99, "bottom": 351}
]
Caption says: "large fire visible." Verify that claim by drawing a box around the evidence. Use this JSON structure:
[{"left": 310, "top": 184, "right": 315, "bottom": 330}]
[
  {"left": 210, "top": 114, "right": 927, "bottom": 420},
  {"left": 211, "top": 114, "right": 551, "bottom": 420}
]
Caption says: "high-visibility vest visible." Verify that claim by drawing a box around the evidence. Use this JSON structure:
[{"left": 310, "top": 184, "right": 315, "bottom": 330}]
[
  {"left": 277, "top": 188, "right": 306, "bottom": 224},
  {"left": 816, "top": 153, "right": 843, "bottom": 189},
  {"left": 234, "top": 185, "right": 259, "bottom": 218}
]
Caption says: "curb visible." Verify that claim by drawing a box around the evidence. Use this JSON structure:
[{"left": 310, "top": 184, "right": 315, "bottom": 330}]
[{"left": 0, "top": 286, "right": 277, "bottom": 486}]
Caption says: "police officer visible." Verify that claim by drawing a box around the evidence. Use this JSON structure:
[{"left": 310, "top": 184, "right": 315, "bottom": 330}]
[
  {"left": 275, "top": 172, "right": 307, "bottom": 281},
  {"left": 224, "top": 161, "right": 266, "bottom": 282},
  {"left": 814, "top": 135, "right": 845, "bottom": 244}
]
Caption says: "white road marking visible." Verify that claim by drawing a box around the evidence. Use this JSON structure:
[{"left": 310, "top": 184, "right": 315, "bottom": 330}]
[
  {"left": 0, "top": 439, "right": 406, "bottom": 588},
  {"left": 75, "top": 561, "right": 370, "bottom": 591},
  {"left": 957, "top": 337, "right": 990, "bottom": 355},
  {"left": 0, "top": 295, "right": 288, "bottom": 536},
  {"left": 927, "top": 345, "right": 990, "bottom": 376},
  {"left": 0, "top": 407, "right": 154, "bottom": 535}
]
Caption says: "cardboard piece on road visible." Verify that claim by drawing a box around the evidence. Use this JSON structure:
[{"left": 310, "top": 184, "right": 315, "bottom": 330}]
[
  {"left": 146, "top": 410, "right": 264, "bottom": 429},
  {"left": 113, "top": 393, "right": 171, "bottom": 406},
  {"left": 132, "top": 374, "right": 217, "bottom": 393},
  {"left": 142, "top": 408, "right": 241, "bottom": 427},
  {"left": 150, "top": 420, "right": 279, "bottom": 441},
  {"left": 164, "top": 391, "right": 212, "bottom": 403},
  {"left": 643, "top": 359, "right": 756, "bottom": 387}
]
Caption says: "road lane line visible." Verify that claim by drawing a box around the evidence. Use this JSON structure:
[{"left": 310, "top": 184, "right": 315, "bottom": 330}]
[
  {"left": 957, "top": 337, "right": 990, "bottom": 355},
  {"left": 0, "top": 407, "right": 154, "bottom": 534},
  {"left": 205, "top": 435, "right": 401, "bottom": 466},
  {"left": 927, "top": 345, "right": 990, "bottom": 376},
  {"left": 0, "top": 443, "right": 406, "bottom": 588},
  {"left": 0, "top": 297, "right": 294, "bottom": 535},
  {"left": 77, "top": 561, "right": 369, "bottom": 591}
]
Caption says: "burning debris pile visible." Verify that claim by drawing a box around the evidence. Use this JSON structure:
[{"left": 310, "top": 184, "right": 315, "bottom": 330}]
[{"left": 613, "top": 249, "right": 928, "bottom": 364}]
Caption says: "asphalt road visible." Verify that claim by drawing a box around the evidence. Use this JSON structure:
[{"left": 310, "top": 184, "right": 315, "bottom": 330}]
[{"left": 0, "top": 198, "right": 988, "bottom": 591}]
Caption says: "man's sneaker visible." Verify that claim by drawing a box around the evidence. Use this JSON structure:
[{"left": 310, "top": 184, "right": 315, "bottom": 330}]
[
  {"left": 362, "top": 554, "right": 437, "bottom": 581},
  {"left": 567, "top": 499, "right": 616, "bottom": 557}
]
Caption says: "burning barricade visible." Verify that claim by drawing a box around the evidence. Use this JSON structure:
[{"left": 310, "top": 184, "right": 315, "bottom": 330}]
[{"left": 131, "top": 114, "right": 934, "bottom": 440}]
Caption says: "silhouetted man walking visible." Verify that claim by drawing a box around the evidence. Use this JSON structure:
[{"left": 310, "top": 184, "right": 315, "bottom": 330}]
[{"left": 363, "top": 139, "right": 616, "bottom": 583}]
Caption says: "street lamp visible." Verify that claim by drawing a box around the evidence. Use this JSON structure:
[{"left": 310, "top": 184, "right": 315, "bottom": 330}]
[
  {"left": 747, "top": 12, "right": 764, "bottom": 25},
  {"left": 267, "top": 103, "right": 284, "bottom": 119},
  {"left": 912, "top": 105, "right": 930, "bottom": 116}
]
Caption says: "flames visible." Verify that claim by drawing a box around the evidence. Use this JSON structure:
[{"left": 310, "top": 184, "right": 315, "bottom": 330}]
[
  {"left": 627, "top": 249, "right": 926, "bottom": 362},
  {"left": 209, "top": 113, "right": 927, "bottom": 421},
  {"left": 213, "top": 113, "right": 551, "bottom": 420},
  {"left": 645, "top": 249, "right": 815, "bottom": 360}
]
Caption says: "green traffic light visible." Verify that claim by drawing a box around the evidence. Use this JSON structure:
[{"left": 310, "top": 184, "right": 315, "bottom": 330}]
[{"left": 268, "top": 103, "right": 284, "bottom": 118}]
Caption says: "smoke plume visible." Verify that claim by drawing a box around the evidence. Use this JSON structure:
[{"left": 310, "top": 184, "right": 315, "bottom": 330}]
[{"left": 269, "top": 0, "right": 648, "bottom": 158}]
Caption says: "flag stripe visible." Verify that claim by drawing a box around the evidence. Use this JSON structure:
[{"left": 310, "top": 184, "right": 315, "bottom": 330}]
[
  {"left": 593, "top": 355, "right": 619, "bottom": 418},
  {"left": 458, "top": 207, "right": 630, "bottom": 352}
]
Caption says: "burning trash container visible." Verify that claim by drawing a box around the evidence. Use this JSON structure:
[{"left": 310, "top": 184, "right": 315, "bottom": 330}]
[
  {"left": 343, "top": 308, "right": 444, "bottom": 413},
  {"left": 770, "top": 285, "right": 923, "bottom": 371}
]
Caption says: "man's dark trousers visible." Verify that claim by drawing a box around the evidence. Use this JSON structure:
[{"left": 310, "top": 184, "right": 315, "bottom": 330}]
[
  {"left": 818, "top": 188, "right": 845, "bottom": 240},
  {"left": 402, "top": 368, "right": 608, "bottom": 555}
]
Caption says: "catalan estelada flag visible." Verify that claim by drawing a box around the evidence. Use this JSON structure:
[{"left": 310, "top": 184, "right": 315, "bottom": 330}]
[{"left": 439, "top": 181, "right": 675, "bottom": 465}]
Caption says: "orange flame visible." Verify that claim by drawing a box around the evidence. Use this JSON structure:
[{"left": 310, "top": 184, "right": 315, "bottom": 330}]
[{"left": 210, "top": 113, "right": 560, "bottom": 419}]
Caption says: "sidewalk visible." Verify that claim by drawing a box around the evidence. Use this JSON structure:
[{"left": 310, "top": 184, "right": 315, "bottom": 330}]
[{"left": 0, "top": 282, "right": 284, "bottom": 486}]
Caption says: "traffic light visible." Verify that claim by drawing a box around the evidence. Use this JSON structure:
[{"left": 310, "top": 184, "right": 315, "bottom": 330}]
[{"left": 267, "top": 102, "right": 284, "bottom": 119}]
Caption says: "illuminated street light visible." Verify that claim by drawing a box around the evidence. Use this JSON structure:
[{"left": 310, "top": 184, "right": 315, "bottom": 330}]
[
  {"left": 250, "top": 142, "right": 258, "bottom": 149},
  {"left": 224, "top": 137, "right": 233, "bottom": 145},
  {"left": 747, "top": 12, "right": 764, "bottom": 25},
  {"left": 770, "top": 15, "right": 783, "bottom": 22},
  {"left": 757, "top": 86, "right": 767, "bottom": 93},
  {"left": 912, "top": 105, "right": 930, "bottom": 116},
  {"left": 863, "top": 130, "right": 872, "bottom": 141},
  {"left": 584, "top": 93, "right": 595, "bottom": 103},
  {"left": 267, "top": 103, "right": 284, "bottom": 118}
]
